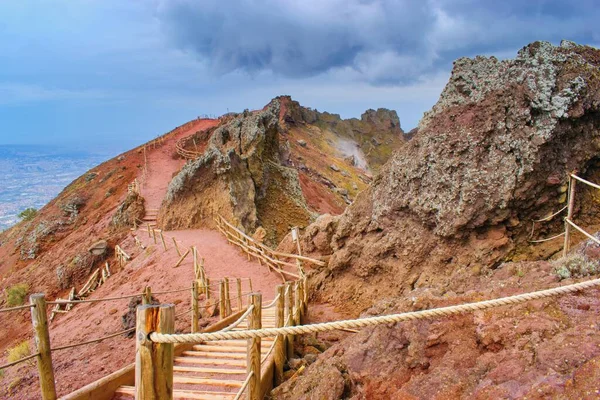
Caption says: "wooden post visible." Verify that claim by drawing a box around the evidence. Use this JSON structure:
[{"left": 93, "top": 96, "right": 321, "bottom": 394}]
[
  {"left": 159, "top": 230, "right": 167, "bottom": 251},
  {"left": 248, "top": 278, "right": 253, "bottom": 292},
  {"left": 151, "top": 228, "right": 157, "bottom": 244},
  {"left": 205, "top": 277, "right": 211, "bottom": 300},
  {"left": 274, "top": 285, "right": 285, "bottom": 385},
  {"left": 147, "top": 223, "right": 151, "bottom": 238},
  {"left": 192, "top": 247, "right": 198, "bottom": 279},
  {"left": 285, "top": 282, "right": 294, "bottom": 359},
  {"left": 219, "top": 280, "right": 226, "bottom": 319},
  {"left": 224, "top": 277, "right": 232, "bottom": 316},
  {"left": 142, "top": 286, "right": 152, "bottom": 305},
  {"left": 564, "top": 175, "right": 577, "bottom": 257},
  {"left": 191, "top": 281, "right": 199, "bottom": 333},
  {"left": 298, "top": 281, "right": 305, "bottom": 322},
  {"left": 247, "top": 293, "right": 262, "bottom": 400},
  {"left": 236, "top": 278, "right": 243, "bottom": 311},
  {"left": 135, "top": 304, "right": 174, "bottom": 400},
  {"left": 294, "top": 281, "right": 302, "bottom": 326},
  {"left": 173, "top": 248, "right": 190, "bottom": 268},
  {"left": 172, "top": 237, "right": 181, "bottom": 257},
  {"left": 30, "top": 294, "right": 57, "bottom": 400}
]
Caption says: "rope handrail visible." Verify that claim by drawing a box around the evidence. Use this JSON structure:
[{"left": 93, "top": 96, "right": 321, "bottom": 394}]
[
  {"left": 149, "top": 277, "right": 600, "bottom": 343},
  {"left": 261, "top": 336, "right": 278, "bottom": 364},
  {"left": 233, "top": 371, "right": 254, "bottom": 400},
  {"left": 571, "top": 174, "right": 600, "bottom": 190},
  {"left": 0, "top": 303, "right": 35, "bottom": 313},
  {"left": 0, "top": 351, "right": 40, "bottom": 370},
  {"left": 221, "top": 305, "right": 253, "bottom": 332},
  {"left": 529, "top": 231, "right": 565, "bottom": 243},
  {"left": 51, "top": 327, "right": 136, "bottom": 352},
  {"left": 533, "top": 205, "right": 568, "bottom": 222},
  {"left": 175, "top": 308, "right": 193, "bottom": 319},
  {"left": 153, "top": 286, "right": 193, "bottom": 295},
  {"left": 262, "top": 294, "right": 280, "bottom": 309},
  {"left": 565, "top": 219, "right": 600, "bottom": 245},
  {"left": 47, "top": 292, "right": 143, "bottom": 305}
]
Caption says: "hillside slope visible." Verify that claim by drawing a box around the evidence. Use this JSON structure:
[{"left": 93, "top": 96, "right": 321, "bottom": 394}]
[{"left": 275, "top": 41, "right": 600, "bottom": 398}]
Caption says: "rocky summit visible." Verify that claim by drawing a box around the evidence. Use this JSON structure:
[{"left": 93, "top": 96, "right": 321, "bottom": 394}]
[{"left": 274, "top": 41, "right": 600, "bottom": 398}]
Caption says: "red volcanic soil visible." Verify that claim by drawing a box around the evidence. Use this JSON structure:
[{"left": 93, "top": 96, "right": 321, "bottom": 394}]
[{"left": 0, "top": 118, "right": 287, "bottom": 399}]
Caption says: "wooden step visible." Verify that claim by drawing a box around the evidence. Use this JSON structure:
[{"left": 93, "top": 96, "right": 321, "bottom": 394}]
[
  {"left": 173, "top": 366, "right": 246, "bottom": 375},
  {"left": 182, "top": 351, "right": 247, "bottom": 359},
  {"left": 173, "top": 376, "right": 243, "bottom": 387},
  {"left": 175, "top": 357, "right": 246, "bottom": 367},
  {"left": 191, "top": 345, "right": 270, "bottom": 353},
  {"left": 115, "top": 385, "right": 236, "bottom": 399}
]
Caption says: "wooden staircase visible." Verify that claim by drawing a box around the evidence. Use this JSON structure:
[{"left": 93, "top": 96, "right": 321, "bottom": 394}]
[
  {"left": 141, "top": 208, "right": 159, "bottom": 228},
  {"left": 114, "top": 307, "right": 278, "bottom": 399}
]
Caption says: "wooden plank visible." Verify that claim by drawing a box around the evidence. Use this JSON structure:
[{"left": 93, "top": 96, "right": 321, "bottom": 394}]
[
  {"left": 172, "top": 366, "right": 246, "bottom": 374},
  {"left": 191, "top": 345, "right": 269, "bottom": 353},
  {"left": 174, "top": 358, "right": 246, "bottom": 367},
  {"left": 115, "top": 386, "right": 236, "bottom": 400},
  {"left": 181, "top": 351, "right": 247, "bottom": 359},
  {"left": 172, "top": 376, "right": 243, "bottom": 387},
  {"left": 174, "top": 249, "right": 190, "bottom": 268},
  {"left": 30, "top": 294, "right": 57, "bottom": 400}
]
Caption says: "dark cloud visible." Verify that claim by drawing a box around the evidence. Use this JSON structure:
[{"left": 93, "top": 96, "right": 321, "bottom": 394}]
[{"left": 156, "top": 1, "right": 600, "bottom": 84}]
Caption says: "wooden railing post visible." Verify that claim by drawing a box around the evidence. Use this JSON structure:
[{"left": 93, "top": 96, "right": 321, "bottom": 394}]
[
  {"left": 219, "top": 280, "right": 226, "bottom": 319},
  {"left": 274, "top": 285, "right": 285, "bottom": 385},
  {"left": 151, "top": 228, "right": 157, "bottom": 244},
  {"left": 30, "top": 294, "right": 57, "bottom": 400},
  {"left": 236, "top": 278, "right": 243, "bottom": 311},
  {"left": 224, "top": 277, "right": 232, "bottom": 316},
  {"left": 564, "top": 175, "right": 577, "bottom": 257},
  {"left": 147, "top": 223, "right": 151, "bottom": 238},
  {"left": 247, "top": 293, "right": 262, "bottom": 400},
  {"left": 285, "top": 282, "right": 294, "bottom": 359},
  {"left": 135, "top": 304, "right": 174, "bottom": 400},
  {"left": 297, "top": 281, "right": 305, "bottom": 324},
  {"left": 294, "top": 281, "right": 302, "bottom": 326},
  {"left": 159, "top": 230, "right": 167, "bottom": 251},
  {"left": 142, "top": 286, "right": 152, "bottom": 305},
  {"left": 172, "top": 237, "right": 181, "bottom": 257},
  {"left": 191, "top": 281, "right": 199, "bottom": 333},
  {"left": 205, "top": 278, "right": 211, "bottom": 299}
]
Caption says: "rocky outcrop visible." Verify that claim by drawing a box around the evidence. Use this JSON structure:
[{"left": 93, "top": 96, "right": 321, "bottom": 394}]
[{"left": 276, "top": 40, "right": 600, "bottom": 399}]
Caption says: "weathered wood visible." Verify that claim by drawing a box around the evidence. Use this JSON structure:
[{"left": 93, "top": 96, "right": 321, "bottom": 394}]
[
  {"left": 247, "top": 293, "right": 262, "bottom": 400},
  {"left": 159, "top": 230, "right": 167, "bottom": 251},
  {"left": 135, "top": 304, "right": 174, "bottom": 400},
  {"left": 172, "top": 237, "right": 181, "bottom": 256},
  {"left": 147, "top": 223, "right": 151, "bottom": 238},
  {"left": 191, "top": 281, "right": 199, "bottom": 333},
  {"left": 173, "top": 248, "right": 190, "bottom": 268},
  {"left": 116, "top": 386, "right": 237, "bottom": 400},
  {"left": 30, "top": 294, "right": 57, "bottom": 400},
  {"left": 205, "top": 277, "right": 211, "bottom": 300},
  {"left": 285, "top": 282, "right": 294, "bottom": 360},
  {"left": 297, "top": 281, "right": 305, "bottom": 323},
  {"left": 219, "top": 280, "right": 226, "bottom": 319},
  {"left": 294, "top": 281, "right": 302, "bottom": 326},
  {"left": 173, "top": 366, "right": 245, "bottom": 374},
  {"left": 174, "top": 357, "right": 246, "bottom": 367},
  {"left": 274, "top": 285, "right": 285, "bottom": 385},
  {"left": 151, "top": 228, "right": 157, "bottom": 244},
  {"left": 172, "top": 376, "right": 243, "bottom": 387},
  {"left": 142, "top": 286, "right": 152, "bottom": 305},
  {"left": 224, "top": 277, "right": 232, "bottom": 316},
  {"left": 193, "top": 247, "right": 198, "bottom": 278},
  {"left": 564, "top": 176, "right": 577, "bottom": 257},
  {"left": 236, "top": 278, "right": 243, "bottom": 311}
]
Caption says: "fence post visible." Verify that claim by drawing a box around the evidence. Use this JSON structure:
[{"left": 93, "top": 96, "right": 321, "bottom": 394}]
[
  {"left": 205, "top": 278, "right": 211, "bottom": 300},
  {"left": 564, "top": 175, "right": 577, "bottom": 257},
  {"left": 294, "top": 281, "right": 302, "bottom": 325},
  {"left": 30, "top": 294, "right": 57, "bottom": 400},
  {"left": 172, "top": 237, "right": 181, "bottom": 257},
  {"left": 193, "top": 247, "right": 198, "bottom": 279},
  {"left": 224, "top": 277, "right": 232, "bottom": 316},
  {"left": 219, "top": 280, "right": 226, "bottom": 319},
  {"left": 135, "top": 304, "right": 174, "bottom": 400},
  {"left": 297, "top": 281, "right": 305, "bottom": 324},
  {"left": 236, "top": 278, "right": 243, "bottom": 311},
  {"left": 147, "top": 223, "right": 151, "bottom": 238},
  {"left": 151, "top": 228, "right": 157, "bottom": 244},
  {"left": 191, "top": 281, "right": 199, "bottom": 333},
  {"left": 247, "top": 293, "right": 262, "bottom": 400},
  {"left": 274, "top": 285, "right": 285, "bottom": 385},
  {"left": 159, "top": 230, "right": 167, "bottom": 251},
  {"left": 285, "top": 282, "right": 294, "bottom": 359},
  {"left": 142, "top": 286, "right": 152, "bottom": 305}
]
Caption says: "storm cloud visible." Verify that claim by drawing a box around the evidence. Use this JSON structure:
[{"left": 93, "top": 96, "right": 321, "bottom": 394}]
[{"left": 157, "top": 0, "right": 600, "bottom": 84}]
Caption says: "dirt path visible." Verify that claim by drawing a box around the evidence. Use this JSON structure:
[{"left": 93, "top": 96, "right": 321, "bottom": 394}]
[{"left": 141, "top": 119, "right": 218, "bottom": 212}]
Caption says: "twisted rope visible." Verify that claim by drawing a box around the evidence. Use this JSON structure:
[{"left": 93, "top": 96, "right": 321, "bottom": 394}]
[
  {"left": 51, "top": 327, "right": 136, "bottom": 352},
  {"left": 48, "top": 292, "right": 143, "bottom": 305},
  {"left": 153, "top": 286, "right": 193, "bottom": 295},
  {"left": 222, "top": 306, "right": 253, "bottom": 332},
  {"left": 571, "top": 174, "right": 600, "bottom": 190},
  {"left": 233, "top": 371, "right": 254, "bottom": 400},
  {"left": 529, "top": 231, "right": 565, "bottom": 243},
  {"left": 261, "top": 336, "right": 279, "bottom": 364},
  {"left": 261, "top": 294, "right": 280, "bottom": 309},
  {"left": 150, "top": 277, "right": 600, "bottom": 343}
]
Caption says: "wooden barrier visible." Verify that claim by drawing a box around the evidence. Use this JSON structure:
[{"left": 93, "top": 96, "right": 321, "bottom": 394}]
[
  {"left": 224, "top": 277, "right": 232, "bottom": 316},
  {"left": 191, "top": 281, "right": 199, "bottom": 333},
  {"left": 274, "top": 285, "right": 285, "bottom": 385},
  {"left": 31, "top": 294, "right": 57, "bottom": 400},
  {"left": 285, "top": 282, "right": 294, "bottom": 359},
  {"left": 564, "top": 175, "right": 577, "bottom": 256},
  {"left": 247, "top": 293, "right": 262, "bottom": 400},
  {"left": 135, "top": 304, "right": 174, "bottom": 399},
  {"left": 219, "top": 280, "right": 226, "bottom": 319}
]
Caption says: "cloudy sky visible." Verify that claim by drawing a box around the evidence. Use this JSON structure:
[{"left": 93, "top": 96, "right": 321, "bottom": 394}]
[{"left": 0, "top": 0, "right": 598, "bottom": 153}]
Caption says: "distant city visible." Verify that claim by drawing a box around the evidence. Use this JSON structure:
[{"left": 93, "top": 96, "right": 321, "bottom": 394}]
[{"left": 0, "top": 145, "right": 112, "bottom": 231}]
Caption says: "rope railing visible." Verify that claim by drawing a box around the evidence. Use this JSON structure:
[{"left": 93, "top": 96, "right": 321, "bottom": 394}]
[
  {"left": 571, "top": 173, "right": 600, "bottom": 190},
  {"left": 153, "top": 286, "right": 193, "bottom": 295},
  {"left": 233, "top": 371, "right": 254, "bottom": 400},
  {"left": 262, "top": 294, "right": 280, "bottom": 309},
  {"left": 529, "top": 231, "right": 565, "bottom": 243},
  {"left": 0, "top": 303, "right": 35, "bottom": 313},
  {"left": 149, "top": 277, "right": 600, "bottom": 343},
  {"left": 175, "top": 308, "right": 193, "bottom": 319},
  {"left": 565, "top": 219, "right": 600, "bottom": 245},
  {"left": 261, "top": 336, "right": 278, "bottom": 364},
  {"left": 0, "top": 352, "right": 40, "bottom": 371},
  {"left": 221, "top": 305, "right": 253, "bottom": 332},
  {"left": 47, "top": 292, "right": 143, "bottom": 305},
  {"left": 50, "top": 327, "right": 136, "bottom": 352}
]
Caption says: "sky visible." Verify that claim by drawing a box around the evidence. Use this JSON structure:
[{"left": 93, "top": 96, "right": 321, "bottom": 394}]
[{"left": 0, "top": 0, "right": 599, "bottom": 154}]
